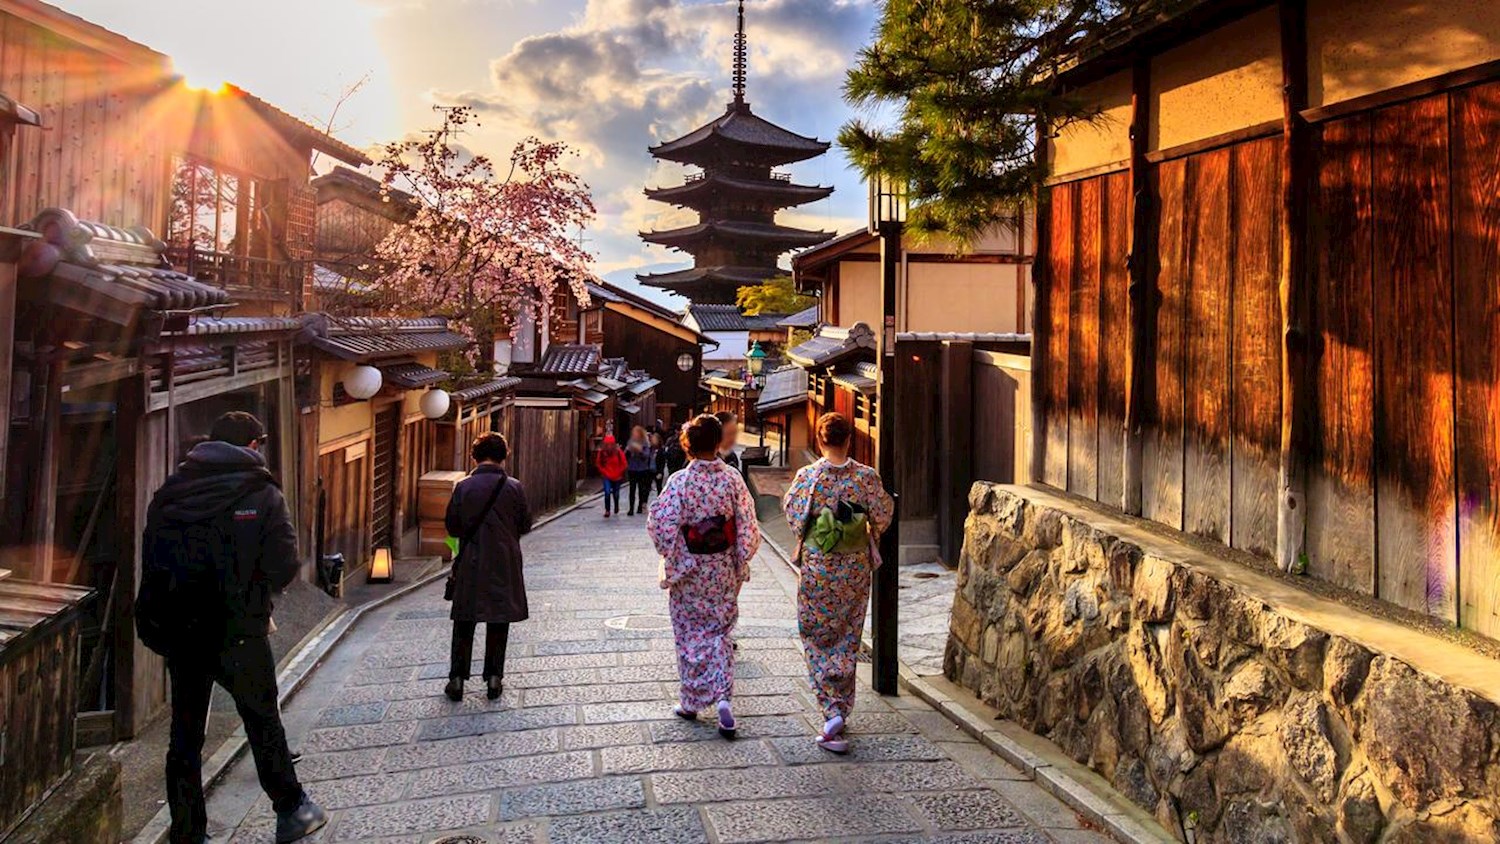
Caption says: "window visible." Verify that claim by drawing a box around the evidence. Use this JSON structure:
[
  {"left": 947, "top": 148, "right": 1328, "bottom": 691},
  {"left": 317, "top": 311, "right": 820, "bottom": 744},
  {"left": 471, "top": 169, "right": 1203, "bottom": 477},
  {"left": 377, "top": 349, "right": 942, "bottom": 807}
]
[{"left": 168, "top": 155, "right": 270, "bottom": 257}]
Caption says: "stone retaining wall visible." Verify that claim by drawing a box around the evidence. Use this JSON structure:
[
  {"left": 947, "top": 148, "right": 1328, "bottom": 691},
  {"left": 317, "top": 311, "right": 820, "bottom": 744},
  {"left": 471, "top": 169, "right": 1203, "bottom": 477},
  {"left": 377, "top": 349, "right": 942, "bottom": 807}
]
[{"left": 946, "top": 484, "right": 1500, "bottom": 843}]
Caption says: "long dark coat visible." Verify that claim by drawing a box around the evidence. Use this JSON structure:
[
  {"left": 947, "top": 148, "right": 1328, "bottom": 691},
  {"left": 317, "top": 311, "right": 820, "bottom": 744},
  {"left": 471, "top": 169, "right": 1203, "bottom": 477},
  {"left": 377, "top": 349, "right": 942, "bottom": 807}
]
[{"left": 445, "top": 464, "right": 532, "bottom": 623}]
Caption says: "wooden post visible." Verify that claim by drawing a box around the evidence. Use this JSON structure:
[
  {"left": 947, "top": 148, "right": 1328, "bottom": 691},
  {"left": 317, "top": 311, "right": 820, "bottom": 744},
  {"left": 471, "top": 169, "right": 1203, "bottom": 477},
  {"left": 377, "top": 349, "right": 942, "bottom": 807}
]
[
  {"left": 0, "top": 258, "right": 15, "bottom": 497},
  {"left": 33, "top": 354, "right": 62, "bottom": 582},
  {"left": 1123, "top": 58, "right": 1153, "bottom": 517},
  {"left": 938, "top": 341, "right": 974, "bottom": 563},
  {"left": 112, "top": 371, "right": 146, "bottom": 740},
  {"left": 1276, "top": 0, "right": 1311, "bottom": 572},
  {"left": 1029, "top": 118, "right": 1052, "bottom": 486}
]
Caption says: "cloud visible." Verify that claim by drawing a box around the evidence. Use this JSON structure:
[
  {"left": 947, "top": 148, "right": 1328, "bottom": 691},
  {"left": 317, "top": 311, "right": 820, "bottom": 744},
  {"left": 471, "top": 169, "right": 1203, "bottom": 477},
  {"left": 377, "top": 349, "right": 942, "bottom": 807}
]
[{"left": 433, "top": 0, "right": 878, "bottom": 277}]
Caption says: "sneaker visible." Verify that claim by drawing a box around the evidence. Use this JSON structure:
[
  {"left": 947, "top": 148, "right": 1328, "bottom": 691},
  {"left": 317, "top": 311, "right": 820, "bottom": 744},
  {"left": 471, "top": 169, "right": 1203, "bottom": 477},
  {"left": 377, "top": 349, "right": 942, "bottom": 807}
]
[
  {"left": 444, "top": 678, "right": 463, "bottom": 702},
  {"left": 487, "top": 676, "right": 503, "bottom": 700},
  {"left": 275, "top": 797, "right": 328, "bottom": 843}
]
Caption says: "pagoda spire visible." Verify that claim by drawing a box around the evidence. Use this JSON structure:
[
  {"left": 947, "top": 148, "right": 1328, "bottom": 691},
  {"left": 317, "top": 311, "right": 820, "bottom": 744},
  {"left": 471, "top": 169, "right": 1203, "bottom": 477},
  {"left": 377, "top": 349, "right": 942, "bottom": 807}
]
[{"left": 732, "top": 0, "right": 748, "bottom": 108}]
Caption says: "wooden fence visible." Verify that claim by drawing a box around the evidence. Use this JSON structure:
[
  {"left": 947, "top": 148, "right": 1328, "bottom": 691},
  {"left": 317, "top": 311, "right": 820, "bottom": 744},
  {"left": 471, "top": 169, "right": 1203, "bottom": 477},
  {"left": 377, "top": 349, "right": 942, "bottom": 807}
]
[
  {"left": 503, "top": 404, "right": 580, "bottom": 517},
  {"left": 1036, "top": 77, "right": 1500, "bottom": 637}
]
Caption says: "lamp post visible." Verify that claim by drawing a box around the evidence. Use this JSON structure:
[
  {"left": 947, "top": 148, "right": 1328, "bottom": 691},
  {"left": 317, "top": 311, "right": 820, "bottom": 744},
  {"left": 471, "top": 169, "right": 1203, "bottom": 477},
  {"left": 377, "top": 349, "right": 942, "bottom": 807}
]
[
  {"left": 868, "top": 171, "right": 907, "bottom": 696},
  {"left": 746, "top": 340, "right": 767, "bottom": 389}
]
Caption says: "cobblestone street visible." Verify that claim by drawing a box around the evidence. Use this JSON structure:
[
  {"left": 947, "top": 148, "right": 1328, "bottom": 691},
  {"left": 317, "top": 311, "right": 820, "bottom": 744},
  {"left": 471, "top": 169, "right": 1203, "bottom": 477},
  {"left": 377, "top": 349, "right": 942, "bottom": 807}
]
[{"left": 204, "top": 500, "right": 1110, "bottom": 844}]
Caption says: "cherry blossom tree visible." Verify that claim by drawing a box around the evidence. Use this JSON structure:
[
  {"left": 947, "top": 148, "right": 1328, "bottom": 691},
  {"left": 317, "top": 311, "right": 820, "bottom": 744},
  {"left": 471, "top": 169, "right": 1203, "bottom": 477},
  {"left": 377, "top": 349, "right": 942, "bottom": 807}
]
[{"left": 367, "top": 105, "right": 596, "bottom": 365}]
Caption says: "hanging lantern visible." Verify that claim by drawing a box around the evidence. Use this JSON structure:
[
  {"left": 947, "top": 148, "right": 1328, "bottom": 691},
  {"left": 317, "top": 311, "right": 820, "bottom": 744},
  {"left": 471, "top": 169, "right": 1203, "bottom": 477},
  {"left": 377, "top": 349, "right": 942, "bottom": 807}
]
[
  {"left": 420, "top": 388, "right": 452, "bottom": 420},
  {"left": 343, "top": 365, "right": 383, "bottom": 400}
]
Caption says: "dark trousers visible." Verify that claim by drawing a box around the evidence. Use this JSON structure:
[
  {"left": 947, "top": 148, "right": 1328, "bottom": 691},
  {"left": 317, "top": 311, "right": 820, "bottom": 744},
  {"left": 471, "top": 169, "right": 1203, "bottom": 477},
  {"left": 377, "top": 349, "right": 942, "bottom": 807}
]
[
  {"left": 628, "top": 471, "right": 653, "bottom": 512},
  {"left": 167, "top": 636, "right": 303, "bottom": 844},
  {"left": 450, "top": 621, "right": 511, "bottom": 680},
  {"left": 602, "top": 479, "right": 622, "bottom": 513},
  {"left": 654, "top": 471, "right": 665, "bottom": 494}
]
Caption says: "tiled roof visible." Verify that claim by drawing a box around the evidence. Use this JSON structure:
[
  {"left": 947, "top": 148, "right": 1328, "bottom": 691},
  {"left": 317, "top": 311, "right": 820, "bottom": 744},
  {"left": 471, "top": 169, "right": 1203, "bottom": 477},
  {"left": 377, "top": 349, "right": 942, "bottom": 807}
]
[
  {"left": 225, "top": 85, "right": 371, "bottom": 166},
  {"left": 313, "top": 264, "right": 376, "bottom": 297},
  {"left": 651, "top": 105, "right": 830, "bottom": 166},
  {"left": 312, "top": 316, "right": 468, "bottom": 362},
  {"left": 756, "top": 366, "right": 809, "bottom": 413},
  {"left": 896, "top": 332, "right": 1031, "bottom": 343},
  {"left": 778, "top": 305, "right": 820, "bottom": 329},
  {"left": 451, "top": 377, "right": 523, "bottom": 403},
  {"left": 787, "top": 322, "right": 878, "bottom": 369},
  {"left": 174, "top": 316, "right": 302, "bottom": 336},
  {"left": 688, "top": 304, "right": 787, "bottom": 333},
  {"left": 17, "top": 208, "right": 231, "bottom": 322},
  {"left": 536, "top": 344, "right": 602, "bottom": 376},
  {"left": 378, "top": 361, "right": 449, "bottom": 389},
  {"left": 641, "top": 220, "right": 832, "bottom": 250},
  {"left": 832, "top": 361, "right": 879, "bottom": 395}
]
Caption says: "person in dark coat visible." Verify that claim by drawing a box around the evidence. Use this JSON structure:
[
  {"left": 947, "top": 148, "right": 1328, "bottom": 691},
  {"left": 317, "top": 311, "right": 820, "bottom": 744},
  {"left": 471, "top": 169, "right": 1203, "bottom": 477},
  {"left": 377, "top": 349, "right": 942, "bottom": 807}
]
[
  {"left": 139, "top": 412, "right": 326, "bottom": 844},
  {"left": 715, "top": 411, "right": 742, "bottom": 472},
  {"left": 651, "top": 431, "right": 670, "bottom": 493},
  {"left": 663, "top": 425, "right": 688, "bottom": 478},
  {"left": 444, "top": 432, "right": 532, "bottom": 701}
]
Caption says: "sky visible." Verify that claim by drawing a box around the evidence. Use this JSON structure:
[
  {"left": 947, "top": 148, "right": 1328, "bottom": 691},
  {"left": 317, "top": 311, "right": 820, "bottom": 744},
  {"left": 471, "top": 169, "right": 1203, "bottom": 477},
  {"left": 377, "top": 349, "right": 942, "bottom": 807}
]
[{"left": 52, "top": 0, "right": 881, "bottom": 309}]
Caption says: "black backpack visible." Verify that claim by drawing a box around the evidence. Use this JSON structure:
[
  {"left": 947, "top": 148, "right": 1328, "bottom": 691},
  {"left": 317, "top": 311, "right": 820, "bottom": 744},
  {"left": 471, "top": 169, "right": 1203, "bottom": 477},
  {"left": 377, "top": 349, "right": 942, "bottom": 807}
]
[{"left": 136, "top": 508, "right": 238, "bottom": 658}]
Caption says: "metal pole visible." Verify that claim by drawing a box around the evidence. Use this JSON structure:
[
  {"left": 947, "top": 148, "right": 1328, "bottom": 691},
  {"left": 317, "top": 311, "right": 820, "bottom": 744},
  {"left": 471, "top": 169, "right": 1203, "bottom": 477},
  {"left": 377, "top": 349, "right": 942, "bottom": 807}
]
[{"left": 872, "top": 220, "right": 901, "bottom": 696}]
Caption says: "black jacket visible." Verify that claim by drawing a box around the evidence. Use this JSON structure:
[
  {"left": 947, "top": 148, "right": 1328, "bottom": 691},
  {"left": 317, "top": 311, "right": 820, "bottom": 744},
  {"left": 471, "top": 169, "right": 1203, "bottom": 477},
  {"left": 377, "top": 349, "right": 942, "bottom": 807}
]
[
  {"left": 445, "top": 464, "right": 533, "bottom": 623},
  {"left": 141, "top": 442, "right": 298, "bottom": 645}
]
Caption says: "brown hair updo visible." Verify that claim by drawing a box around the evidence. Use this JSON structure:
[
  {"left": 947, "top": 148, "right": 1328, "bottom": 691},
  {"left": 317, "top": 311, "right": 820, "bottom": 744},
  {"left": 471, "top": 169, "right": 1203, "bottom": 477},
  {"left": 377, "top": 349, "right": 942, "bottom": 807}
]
[
  {"left": 816, "top": 412, "right": 853, "bottom": 449},
  {"left": 681, "top": 414, "right": 723, "bottom": 458}
]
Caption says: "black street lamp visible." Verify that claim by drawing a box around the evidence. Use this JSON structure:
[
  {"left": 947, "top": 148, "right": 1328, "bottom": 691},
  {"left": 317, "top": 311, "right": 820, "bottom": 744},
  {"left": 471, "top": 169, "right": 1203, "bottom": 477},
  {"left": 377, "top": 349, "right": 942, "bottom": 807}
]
[{"left": 868, "top": 171, "right": 907, "bottom": 696}]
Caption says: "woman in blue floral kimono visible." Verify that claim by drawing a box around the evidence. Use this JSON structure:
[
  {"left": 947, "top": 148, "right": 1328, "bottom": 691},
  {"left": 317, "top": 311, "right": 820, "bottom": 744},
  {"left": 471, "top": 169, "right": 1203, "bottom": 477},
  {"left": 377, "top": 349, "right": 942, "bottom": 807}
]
[
  {"left": 783, "top": 412, "right": 894, "bottom": 753},
  {"left": 648, "top": 414, "right": 762, "bottom": 738}
]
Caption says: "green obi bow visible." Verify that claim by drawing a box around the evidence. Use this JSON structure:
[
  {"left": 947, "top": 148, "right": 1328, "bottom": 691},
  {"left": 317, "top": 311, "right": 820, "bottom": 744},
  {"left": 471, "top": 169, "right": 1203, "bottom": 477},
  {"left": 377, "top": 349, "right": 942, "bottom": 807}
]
[{"left": 807, "top": 501, "right": 871, "bottom": 555}]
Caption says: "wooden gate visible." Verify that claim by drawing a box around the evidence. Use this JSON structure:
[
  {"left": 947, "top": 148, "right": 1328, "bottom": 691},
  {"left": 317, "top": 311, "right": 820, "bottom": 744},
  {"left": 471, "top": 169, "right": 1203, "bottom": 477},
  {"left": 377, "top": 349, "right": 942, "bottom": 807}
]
[
  {"left": 370, "top": 406, "right": 398, "bottom": 549},
  {"left": 503, "top": 403, "right": 580, "bottom": 516},
  {"left": 973, "top": 350, "right": 1032, "bottom": 486}
]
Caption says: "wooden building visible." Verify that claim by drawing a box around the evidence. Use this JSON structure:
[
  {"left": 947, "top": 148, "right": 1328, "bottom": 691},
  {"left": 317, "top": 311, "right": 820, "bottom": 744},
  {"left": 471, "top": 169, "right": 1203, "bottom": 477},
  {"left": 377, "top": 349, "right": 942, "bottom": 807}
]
[
  {"left": 1033, "top": 0, "right": 1500, "bottom": 638},
  {"left": 791, "top": 220, "right": 1034, "bottom": 335},
  {"left": 585, "top": 280, "right": 707, "bottom": 426},
  {"left": 637, "top": 1, "right": 833, "bottom": 304},
  {"left": 684, "top": 303, "right": 784, "bottom": 375},
  {"left": 306, "top": 318, "right": 468, "bottom": 568},
  {"left": 310, "top": 166, "right": 416, "bottom": 311},
  {"left": 0, "top": 0, "right": 368, "bottom": 739},
  {"left": 786, "top": 323, "right": 879, "bottom": 466}
]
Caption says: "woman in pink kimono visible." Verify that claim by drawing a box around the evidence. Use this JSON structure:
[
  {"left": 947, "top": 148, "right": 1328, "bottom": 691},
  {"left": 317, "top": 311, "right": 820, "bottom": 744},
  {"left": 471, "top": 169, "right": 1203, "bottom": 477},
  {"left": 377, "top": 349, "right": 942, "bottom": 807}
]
[
  {"left": 783, "top": 412, "right": 894, "bottom": 753},
  {"left": 648, "top": 414, "right": 762, "bottom": 738}
]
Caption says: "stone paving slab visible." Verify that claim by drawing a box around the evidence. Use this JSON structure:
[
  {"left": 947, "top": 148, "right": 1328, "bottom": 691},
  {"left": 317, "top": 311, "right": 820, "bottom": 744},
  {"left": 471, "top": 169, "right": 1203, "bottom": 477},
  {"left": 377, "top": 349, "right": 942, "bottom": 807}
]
[{"left": 204, "top": 500, "right": 1098, "bottom": 843}]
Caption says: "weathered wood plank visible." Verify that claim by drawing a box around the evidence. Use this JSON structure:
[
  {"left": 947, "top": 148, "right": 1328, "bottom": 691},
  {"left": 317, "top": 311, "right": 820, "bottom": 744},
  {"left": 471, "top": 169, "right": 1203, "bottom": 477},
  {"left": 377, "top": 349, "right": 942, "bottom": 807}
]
[
  {"left": 1230, "top": 137, "right": 1283, "bottom": 558},
  {"left": 1068, "top": 177, "right": 1102, "bottom": 500},
  {"left": 1307, "top": 114, "right": 1377, "bottom": 595},
  {"left": 1373, "top": 95, "right": 1456, "bottom": 621},
  {"left": 1454, "top": 80, "right": 1500, "bottom": 638},
  {"left": 1044, "top": 182, "right": 1075, "bottom": 490},
  {"left": 1144, "top": 159, "right": 1187, "bottom": 529},
  {"left": 1183, "top": 149, "right": 1232, "bottom": 543},
  {"left": 1098, "top": 170, "right": 1131, "bottom": 509},
  {"left": 1277, "top": 0, "right": 1312, "bottom": 573},
  {"left": 1124, "top": 58, "right": 1152, "bottom": 517}
]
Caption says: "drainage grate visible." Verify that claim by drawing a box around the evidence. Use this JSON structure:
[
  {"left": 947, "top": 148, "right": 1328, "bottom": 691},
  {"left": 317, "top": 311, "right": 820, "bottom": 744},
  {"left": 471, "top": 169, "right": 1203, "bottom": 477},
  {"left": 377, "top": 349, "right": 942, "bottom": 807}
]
[
  {"left": 604, "top": 614, "right": 673, "bottom": 631},
  {"left": 432, "top": 837, "right": 488, "bottom": 844}
]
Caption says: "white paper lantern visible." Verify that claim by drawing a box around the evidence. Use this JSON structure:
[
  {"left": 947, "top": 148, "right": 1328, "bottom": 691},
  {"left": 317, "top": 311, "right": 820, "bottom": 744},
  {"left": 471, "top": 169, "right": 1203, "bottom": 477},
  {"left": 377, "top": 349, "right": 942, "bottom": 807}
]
[
  {"left": 343, "top": 365, "right": 383, "bottom": 400},
  {"left": 420, "top": 388, "right": 452, "bottom": 420}
]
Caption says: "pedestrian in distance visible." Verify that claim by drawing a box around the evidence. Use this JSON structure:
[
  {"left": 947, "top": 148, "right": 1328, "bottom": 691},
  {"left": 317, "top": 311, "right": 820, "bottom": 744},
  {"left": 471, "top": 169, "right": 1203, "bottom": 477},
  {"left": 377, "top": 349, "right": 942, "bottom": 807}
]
[
  {"left": 714, "top": 410, "right": 742, "bottom": 472},
  {"left": 662, "top": 424, "right": 688, "bottom": 478},
  {"left": 647, "top": 414, "right": 762, "bottom": 739},
  {"left": 595, "top": 434, "right": 628, "bottom": 517},
  {"left": 625, "top": 424, "right": 656, "bottom": 516},
  {"left": 443, "top": 432, "right": 533, "bottom": 702},
  {"left": 136, "top": 412, "right": 327, "bottom": 844},
  {"left": 651, "top": 431, "right": 670, "bottom": 494},
  {"left": 783, "top": 412, "right": 894, "bottom": 754}
]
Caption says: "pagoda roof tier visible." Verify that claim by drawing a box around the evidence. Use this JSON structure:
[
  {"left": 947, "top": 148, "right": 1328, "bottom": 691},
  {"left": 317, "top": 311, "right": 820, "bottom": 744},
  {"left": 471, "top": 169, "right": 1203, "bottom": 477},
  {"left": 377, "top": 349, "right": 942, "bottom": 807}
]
[
  {"left": 646, "top": 172, "right": 833, "bottom": 211},
  {"left": 651, "top": 104, "right": 830, "bottom": 168},
  {"left": 640, "top": 220, "right": 832, "bottom": 252},
  {"left": 638, "top": 265, "right": 783, "bottom": 289},
  {"left": 636, "top": 265, "right": 782, "bottom": 304}
]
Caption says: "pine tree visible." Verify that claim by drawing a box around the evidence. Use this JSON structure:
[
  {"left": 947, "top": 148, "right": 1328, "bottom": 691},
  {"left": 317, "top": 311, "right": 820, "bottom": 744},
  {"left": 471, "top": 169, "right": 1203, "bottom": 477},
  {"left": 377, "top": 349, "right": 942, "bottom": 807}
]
[{"left": 840, "top": 0, "right": 1170, "bottom": 243}]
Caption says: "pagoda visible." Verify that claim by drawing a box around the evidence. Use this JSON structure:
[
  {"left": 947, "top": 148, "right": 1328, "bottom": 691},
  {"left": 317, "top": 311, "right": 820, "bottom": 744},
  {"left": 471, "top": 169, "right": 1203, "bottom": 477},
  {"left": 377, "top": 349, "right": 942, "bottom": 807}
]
[{"left": 638, "top": 0, "right": 834, "bottom": 305}]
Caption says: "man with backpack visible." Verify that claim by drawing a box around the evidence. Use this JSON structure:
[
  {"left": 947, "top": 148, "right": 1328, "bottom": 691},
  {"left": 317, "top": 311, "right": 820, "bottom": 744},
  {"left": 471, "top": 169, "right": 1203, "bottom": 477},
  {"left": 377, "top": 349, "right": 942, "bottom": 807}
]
[{"left": 137, "top": 412, "right": 326, "bottom": 844}]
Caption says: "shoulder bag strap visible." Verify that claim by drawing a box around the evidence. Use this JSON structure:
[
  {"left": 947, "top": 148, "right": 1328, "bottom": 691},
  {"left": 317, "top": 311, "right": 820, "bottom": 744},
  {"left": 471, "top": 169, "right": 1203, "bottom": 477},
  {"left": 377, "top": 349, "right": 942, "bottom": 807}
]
[{"left": 463, "top": 474, "right": 509, "bottom": 542}]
